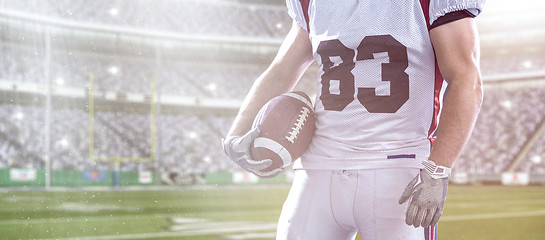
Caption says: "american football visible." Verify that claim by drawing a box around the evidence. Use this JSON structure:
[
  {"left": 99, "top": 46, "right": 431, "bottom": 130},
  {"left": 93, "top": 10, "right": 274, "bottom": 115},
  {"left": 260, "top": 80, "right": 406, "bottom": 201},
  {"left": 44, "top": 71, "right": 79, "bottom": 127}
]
[{"left": 250, "top": 91, "right": 316, "bottom": 172}]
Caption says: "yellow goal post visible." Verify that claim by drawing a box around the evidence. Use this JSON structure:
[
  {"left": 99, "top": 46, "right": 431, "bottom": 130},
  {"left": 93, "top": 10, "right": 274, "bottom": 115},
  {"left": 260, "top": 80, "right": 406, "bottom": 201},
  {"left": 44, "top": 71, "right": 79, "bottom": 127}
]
[{"left": 87, "top": 72, "right": 157, "bottom": 173}]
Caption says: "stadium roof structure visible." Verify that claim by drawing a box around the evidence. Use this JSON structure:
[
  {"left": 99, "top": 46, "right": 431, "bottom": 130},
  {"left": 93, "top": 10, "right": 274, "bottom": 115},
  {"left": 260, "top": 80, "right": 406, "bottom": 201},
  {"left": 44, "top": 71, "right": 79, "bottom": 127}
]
[
  {"left": 477, "top": 0, "right": 545, "bottom": 57},
  {"left": 1, "top": 0, "right": 544, "bottom": 62},
  {"left": 0, "top": 8, "right": 283, "bottom": 65}
]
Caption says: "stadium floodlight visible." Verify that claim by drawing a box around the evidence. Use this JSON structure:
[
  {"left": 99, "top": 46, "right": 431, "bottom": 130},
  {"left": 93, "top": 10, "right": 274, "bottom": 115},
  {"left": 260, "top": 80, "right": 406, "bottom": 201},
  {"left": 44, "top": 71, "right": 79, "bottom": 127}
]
[
  {"left": 206, "top": 83, "right": 217, "bottom": 92},
  {"left": 59, "top": 138, "right": 69, "bottom": 148},
  {"left": 109, "top": 8, "right": 119, "bottom": 16},
  {"left": 188, "top": 131, "right": 198, "bottom": 139},
  {"left": 522, "top": 60, "right": 533, "bottom": 69},
  {"left": 13, "top": 112, "right": 24, "bottom": 120},
  {"left": 108, "top": 66, "right": 119, "bottom": 75},
  {"left": 55, "top": 77, "right": 64, "bottom": 85},
  {"left": 501, "top": 100, "right": 512, "bottom": 109},
  {"left": 531, "top": 155, "right": 542, "bottom": 164}
]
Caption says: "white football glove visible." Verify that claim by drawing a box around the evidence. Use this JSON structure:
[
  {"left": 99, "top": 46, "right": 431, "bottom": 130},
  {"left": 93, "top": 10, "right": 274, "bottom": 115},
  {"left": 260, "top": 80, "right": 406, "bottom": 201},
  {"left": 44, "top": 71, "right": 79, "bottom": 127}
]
[
  {"left": 399, "top": 160, "right": 451, "bottom": 228},
  {"left": 222, "top": 128, "right": 285, "bottom": 178}
]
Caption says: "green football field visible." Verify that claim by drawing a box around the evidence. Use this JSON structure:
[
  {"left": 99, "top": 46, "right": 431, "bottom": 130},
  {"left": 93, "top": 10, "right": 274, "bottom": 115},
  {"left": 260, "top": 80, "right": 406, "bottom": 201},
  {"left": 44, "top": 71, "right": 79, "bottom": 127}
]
[{"left": 0, "top": 185, "right": 544, "bottom": 240}]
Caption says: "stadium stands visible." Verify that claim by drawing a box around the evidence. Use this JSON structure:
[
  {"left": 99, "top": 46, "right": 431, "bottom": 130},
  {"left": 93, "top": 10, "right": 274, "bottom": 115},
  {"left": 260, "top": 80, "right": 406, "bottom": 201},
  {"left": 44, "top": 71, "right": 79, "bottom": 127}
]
[
  {"left": 0, "top": 0, "right": 544, "bottom": 182},
  {"left": 481, "top": 55, "right": 545, "bottom": 76},
  {"left": 2, "top": 75, "right": 544, "bottom": 177},
  {"left": 0, "top": 44, "right": 264, "bottom": 98},
  {"left": 0, "top": 0, "right": 290, "bottom": 38},
  {"left": 521, "top": 136, "right": 545, "bottom": 174},
  {"left": 455, "top": 86, "right": 545, "bottom": 175},
  {"left": 0, "top": 103, "right": 238, "bottom": 172}
]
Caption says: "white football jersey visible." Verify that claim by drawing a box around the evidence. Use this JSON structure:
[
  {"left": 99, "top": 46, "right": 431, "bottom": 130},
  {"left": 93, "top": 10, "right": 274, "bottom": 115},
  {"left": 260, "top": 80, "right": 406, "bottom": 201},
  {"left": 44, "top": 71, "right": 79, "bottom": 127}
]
[{"left": 287, "top": 0, "right": 484, "bottom": 170}]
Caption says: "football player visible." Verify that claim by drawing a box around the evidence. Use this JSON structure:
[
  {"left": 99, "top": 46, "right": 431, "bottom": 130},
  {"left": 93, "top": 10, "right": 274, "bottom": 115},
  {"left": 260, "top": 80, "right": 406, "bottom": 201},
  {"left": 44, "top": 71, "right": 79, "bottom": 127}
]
[{"left": 223, "top": 0, "right": 485, "bottom": 239}]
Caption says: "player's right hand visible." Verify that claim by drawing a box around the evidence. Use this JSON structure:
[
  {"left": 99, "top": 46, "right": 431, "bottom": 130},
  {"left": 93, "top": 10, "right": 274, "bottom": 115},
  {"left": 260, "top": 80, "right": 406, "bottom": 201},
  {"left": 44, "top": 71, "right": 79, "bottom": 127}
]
[{"left": 222, "top": 128, "right": 282, "bottom": 178}]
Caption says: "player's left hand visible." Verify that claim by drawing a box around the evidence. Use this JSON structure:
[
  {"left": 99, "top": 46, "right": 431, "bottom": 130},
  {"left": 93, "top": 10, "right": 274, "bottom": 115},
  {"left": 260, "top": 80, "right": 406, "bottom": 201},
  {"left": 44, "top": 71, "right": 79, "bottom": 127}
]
[{"left": 399, "top": 160, "right": 452, "bottom": 228}]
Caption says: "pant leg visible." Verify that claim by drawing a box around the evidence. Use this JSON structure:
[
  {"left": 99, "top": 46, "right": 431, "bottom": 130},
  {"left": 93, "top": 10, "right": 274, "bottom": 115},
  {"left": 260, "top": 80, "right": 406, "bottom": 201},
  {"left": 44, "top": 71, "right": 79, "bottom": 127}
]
[
  {"left": 354, "top": 168, "right": 427, "bottom": 240},
  {"left": 276, "top": 169, "right": 358, "bottom": 240}
]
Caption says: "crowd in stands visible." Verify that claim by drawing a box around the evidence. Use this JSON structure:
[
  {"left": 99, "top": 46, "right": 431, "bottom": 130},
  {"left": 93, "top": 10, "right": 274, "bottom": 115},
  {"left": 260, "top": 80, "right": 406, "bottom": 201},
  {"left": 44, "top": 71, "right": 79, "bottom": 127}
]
[
  {"left": 1, "top": 43, "right": 320, "bottom": 100},
  {"left": 0, "top": 103, "right": 237, "bottom": 173},
  {"left": 481, "top": 54, "right": 545, "bottom": 76},
  {"left": 0, "top": 45, "right": 275, "bottom": 99},
  {"left": 519, "top": 136, "right": 545, "bottom": 175},
  {"left": 0, "top": 0, "right": 290, "bottom": 38},
  {"left": 454, "top": 86, "right": 545, "bottom": 175},
  {"left": 2, "top": 79, "right": 545, "bottom": 177}
]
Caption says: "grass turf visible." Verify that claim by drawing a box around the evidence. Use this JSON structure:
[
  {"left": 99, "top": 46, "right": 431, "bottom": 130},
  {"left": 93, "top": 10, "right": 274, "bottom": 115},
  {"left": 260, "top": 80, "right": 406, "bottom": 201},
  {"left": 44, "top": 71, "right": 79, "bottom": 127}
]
[{"left": 0, "top": 185, "right": 544, "bottom": 240}]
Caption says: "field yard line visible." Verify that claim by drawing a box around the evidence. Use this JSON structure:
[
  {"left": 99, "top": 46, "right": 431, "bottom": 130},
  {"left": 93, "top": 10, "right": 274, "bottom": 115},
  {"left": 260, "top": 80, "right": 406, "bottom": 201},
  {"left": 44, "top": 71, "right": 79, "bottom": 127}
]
[
  {"left": 224, "top": 232, "right": 277, "bottom": 240},
  {"left": 171, "top": 223, "right": 277, "bottom": 234},
  {"left": 442, "top": 210, "right": 545, "bottom": 221},
  {"left": 0, "top": 184, "right": 288, "bottom": 193},
  {"left": 167, "top": 221, "right": 260, "bottom": 231},
  {"left": 448, "top": 198, "right": 545, "bottom": 206},
  {"left": 0, "top": 213, "right": 177, "bottom": 225},
  {"left": 167, "top": 217, "right": 207, "bottom": 224},
  {"left": 35, "top": 222, "right": 278, "bottom": 240}
]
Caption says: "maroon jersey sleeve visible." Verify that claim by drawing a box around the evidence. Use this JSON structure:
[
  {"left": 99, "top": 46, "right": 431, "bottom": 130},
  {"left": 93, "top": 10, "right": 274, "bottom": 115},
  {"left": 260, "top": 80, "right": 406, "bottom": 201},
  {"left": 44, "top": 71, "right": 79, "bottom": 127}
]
[{"left": 430, "top": 10, "right": 476, "bottom": 30}]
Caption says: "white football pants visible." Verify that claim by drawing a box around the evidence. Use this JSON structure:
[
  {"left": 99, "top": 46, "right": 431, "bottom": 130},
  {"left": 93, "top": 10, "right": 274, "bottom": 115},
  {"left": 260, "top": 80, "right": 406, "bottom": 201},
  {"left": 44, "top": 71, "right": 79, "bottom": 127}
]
[{"left": 276, "top": 168, "right": 438, "bottom": 240}]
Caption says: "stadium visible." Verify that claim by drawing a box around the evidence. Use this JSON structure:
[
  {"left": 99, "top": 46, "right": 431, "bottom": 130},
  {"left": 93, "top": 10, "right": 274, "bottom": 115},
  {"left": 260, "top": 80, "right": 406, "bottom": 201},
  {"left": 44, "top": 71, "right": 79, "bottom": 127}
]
[{"left": 0, "top": 0, "right": 544, "bottom": 239}]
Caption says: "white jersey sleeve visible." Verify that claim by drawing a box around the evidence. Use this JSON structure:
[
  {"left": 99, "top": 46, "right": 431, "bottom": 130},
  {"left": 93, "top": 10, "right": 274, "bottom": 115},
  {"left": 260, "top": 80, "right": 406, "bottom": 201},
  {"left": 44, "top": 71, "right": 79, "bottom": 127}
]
[
  {"left": 429, "top": 0, "right": 485, "bottom": 25},
  {"left": 286, "top": 0, "right": 309, "bottom": 32}
]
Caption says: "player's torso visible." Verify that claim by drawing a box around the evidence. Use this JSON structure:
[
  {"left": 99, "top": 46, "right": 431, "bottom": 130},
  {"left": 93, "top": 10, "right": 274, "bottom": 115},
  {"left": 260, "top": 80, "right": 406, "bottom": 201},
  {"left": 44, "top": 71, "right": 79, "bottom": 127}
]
[{"left": 298, "top": 0, "right": 442, "bottom": 169}]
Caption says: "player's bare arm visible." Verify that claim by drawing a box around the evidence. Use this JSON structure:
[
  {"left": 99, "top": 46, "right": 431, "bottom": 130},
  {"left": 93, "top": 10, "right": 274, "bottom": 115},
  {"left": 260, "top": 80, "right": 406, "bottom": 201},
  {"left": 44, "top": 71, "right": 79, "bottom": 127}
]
[
  {"left": 226, "top": 21, "right": 314, "bottom": 138},
  {"left": 429, "top": 17, "right": 483, "bottom": 168},
  {"left": 222, "top": 21, "right": 313, "bottom": 177},
  {"left": 400, "top": 16, "right": 483, "bottom": 228}
]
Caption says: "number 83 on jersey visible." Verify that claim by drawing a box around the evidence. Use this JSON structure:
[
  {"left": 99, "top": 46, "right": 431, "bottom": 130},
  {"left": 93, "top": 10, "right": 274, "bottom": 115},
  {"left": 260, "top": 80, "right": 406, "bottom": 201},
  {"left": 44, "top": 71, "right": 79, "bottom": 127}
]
[{"left": 317, "top": 35, "right": 409, "bottom": 114}]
